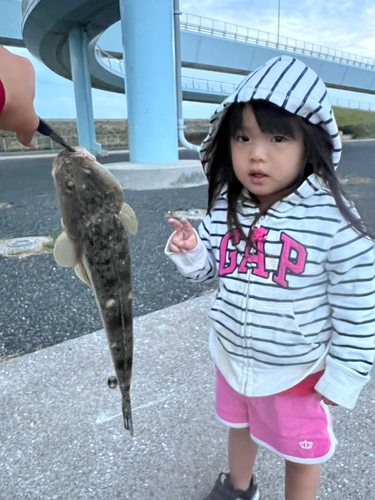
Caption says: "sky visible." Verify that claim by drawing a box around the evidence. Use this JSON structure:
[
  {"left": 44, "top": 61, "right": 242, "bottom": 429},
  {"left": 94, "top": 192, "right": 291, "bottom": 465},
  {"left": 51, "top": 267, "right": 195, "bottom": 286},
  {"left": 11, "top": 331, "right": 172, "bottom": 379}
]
[{"left": 5, "top": 0, "right": 375, "bottom": 120}]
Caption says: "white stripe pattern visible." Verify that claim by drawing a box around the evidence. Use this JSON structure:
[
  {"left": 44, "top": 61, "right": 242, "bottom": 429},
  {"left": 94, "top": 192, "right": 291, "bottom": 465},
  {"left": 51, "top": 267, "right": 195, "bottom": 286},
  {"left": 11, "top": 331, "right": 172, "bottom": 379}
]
[
  {"left": 200, "top": 56, "right": 342, "bottom": 169},
  {"left": 166, "top": 175, "right": 375, "bottom": 409}
]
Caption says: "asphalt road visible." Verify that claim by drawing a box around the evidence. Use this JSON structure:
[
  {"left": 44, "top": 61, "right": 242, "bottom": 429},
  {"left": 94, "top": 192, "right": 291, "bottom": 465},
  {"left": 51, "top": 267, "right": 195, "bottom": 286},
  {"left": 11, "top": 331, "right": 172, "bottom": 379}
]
[{"left": 1, "top": 141, "right": 375, "bottom": 359}]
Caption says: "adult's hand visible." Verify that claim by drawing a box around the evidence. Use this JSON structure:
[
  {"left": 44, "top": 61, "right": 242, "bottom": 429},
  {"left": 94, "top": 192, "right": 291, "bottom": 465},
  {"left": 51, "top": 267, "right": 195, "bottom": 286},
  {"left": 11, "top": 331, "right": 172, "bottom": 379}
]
[{"left": 0, "top": 46, "right": 39, "bottom": 147}]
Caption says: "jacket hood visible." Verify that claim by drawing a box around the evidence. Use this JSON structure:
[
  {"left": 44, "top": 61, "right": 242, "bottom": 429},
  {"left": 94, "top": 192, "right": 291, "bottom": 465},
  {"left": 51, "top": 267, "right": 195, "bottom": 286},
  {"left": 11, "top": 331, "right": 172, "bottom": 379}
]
[{"left": 200, "top": 56, "right": 342, "bottom": 174}]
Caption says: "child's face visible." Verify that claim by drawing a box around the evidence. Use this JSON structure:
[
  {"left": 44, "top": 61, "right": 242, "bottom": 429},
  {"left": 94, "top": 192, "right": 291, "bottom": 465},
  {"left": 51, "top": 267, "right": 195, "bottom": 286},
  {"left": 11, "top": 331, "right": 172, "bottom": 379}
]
[{"left": 230, "top": 104, "right": 306, "bottom": 208}]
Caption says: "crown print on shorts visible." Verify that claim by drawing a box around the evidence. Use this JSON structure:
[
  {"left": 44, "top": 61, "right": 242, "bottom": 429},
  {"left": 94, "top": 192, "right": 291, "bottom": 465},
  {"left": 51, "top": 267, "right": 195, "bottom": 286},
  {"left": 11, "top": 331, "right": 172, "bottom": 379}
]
[{"left": 299, "top": 440, "right": 314, "bottom": 449}]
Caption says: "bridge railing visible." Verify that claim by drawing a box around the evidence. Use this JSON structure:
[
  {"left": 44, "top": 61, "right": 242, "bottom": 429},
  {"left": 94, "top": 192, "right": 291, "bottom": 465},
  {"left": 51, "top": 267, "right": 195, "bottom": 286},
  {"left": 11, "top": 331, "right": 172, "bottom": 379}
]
[
  {"left": 96, "top": 12, "right": 375, "bottom": 73},
  {"left": 330, "top": 97, "right": 375, "bottom": 111},
  {"left": 181, "top": 76, "right": 236, "bottom": 95},
  {"left": 95, "top": 47, "right": 125, "bottom": 75},
  {"left": 180, "top": 13, "right": 375, "bottom": 70},
  {"left": 96, "top": 47, "right": 236, "bottom": 95},
  {"left": 95, "top": 52, "right": 375, "bottom": 111},
  {"left": 96, "top": 49, "right": 237, "bottom": 97}
]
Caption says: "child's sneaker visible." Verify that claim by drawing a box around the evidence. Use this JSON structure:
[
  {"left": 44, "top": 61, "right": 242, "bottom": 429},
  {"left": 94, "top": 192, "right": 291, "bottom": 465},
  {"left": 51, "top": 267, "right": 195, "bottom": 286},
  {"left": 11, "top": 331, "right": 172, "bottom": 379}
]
[{"left": 203, "top": 472, "right": 260, "bottom": 500}]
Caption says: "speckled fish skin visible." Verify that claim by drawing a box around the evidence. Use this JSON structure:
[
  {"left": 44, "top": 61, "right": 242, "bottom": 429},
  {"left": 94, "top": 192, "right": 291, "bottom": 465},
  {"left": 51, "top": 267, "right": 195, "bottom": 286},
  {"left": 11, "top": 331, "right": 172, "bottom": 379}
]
[{"left": 52, "top": 149, "right": 134, "bottom": 435}]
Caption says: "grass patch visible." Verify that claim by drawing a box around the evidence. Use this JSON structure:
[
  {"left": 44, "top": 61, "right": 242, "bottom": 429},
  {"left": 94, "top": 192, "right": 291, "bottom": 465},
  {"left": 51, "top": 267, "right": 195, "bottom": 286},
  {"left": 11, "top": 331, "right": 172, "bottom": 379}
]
[
  {"left": 333, "top": 107, "right": 375, "bottom": 127},
  {"left": 333, "top": 106, "right": 375, "bottom": 138}
]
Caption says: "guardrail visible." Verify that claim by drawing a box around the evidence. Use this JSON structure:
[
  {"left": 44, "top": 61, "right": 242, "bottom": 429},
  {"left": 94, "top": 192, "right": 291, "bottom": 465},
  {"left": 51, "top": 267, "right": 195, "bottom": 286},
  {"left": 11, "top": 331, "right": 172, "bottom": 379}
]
[
  {"left": 180, "top": 13, "right": 375, "bottom": 70},
  {"left": 95, "top": 47, "right": 125, "bottom": 75},
  {"left": 181, "top": 76, "right": 236, "bottom": 95},
  {"left": 96, "top": 48, "right": 236, "bottom": 96},
  {"left": 96, "top": 11, "right": 375, "bottom": 75},
  {"left": 330, "top": 97, "right": 375, "bottom": 111},
  {"left": 95, "top": 51, "right": 375, "bottom": 109}
]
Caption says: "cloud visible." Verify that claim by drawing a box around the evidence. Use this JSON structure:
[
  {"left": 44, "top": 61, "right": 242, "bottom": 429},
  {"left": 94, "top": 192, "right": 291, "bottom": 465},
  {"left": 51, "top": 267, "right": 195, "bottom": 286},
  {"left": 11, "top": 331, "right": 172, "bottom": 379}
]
[{"left": 180, "top": 0, "right": 375, "bottom": 57}]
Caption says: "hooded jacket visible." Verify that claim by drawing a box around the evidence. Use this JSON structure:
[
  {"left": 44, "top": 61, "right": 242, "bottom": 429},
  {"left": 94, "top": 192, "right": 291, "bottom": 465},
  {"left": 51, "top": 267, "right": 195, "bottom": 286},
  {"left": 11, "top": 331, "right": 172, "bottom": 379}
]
[{"left": 166, "top": 56, "right": 375, "bottom": 409}]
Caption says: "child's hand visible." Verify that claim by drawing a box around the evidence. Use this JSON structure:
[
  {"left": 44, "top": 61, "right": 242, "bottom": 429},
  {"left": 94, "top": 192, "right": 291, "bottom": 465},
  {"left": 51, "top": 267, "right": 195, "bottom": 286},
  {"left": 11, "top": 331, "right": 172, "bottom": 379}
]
[
  {"left": 315, "top": 393, "right": 338, "bottom": 406},
  {"left": 168, "top": 218, "right": 198, "bottom": 253}
]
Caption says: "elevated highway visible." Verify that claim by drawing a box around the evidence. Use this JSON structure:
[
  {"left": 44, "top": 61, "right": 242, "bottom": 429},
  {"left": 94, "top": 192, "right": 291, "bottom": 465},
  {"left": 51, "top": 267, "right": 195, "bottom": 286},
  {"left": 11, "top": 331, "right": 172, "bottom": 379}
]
[{"left": 20, "top": 1, "right": 375, "bottom": 99}]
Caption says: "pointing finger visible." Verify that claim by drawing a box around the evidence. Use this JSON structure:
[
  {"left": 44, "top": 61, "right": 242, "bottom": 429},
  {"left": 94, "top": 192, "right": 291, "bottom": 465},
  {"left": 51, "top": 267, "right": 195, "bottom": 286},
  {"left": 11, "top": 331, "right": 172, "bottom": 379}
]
[
  {"left": 180, "top": 218, "right": 195, "bottom": 235},
  {"left": 168, "top": 218, "right": 183, "bottom": 232}
]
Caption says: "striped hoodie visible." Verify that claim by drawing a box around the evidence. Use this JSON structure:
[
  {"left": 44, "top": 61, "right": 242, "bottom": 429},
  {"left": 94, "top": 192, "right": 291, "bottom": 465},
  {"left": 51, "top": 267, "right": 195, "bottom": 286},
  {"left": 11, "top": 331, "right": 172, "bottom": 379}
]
[{"left": 166, "top": 56, "right": 375, "bottom": 409}]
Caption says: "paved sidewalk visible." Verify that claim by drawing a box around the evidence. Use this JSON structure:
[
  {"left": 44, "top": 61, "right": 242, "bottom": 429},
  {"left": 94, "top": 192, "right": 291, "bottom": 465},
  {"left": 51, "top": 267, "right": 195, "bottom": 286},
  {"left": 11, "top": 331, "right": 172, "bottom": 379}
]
[{"left": 1, "top": 293, "right": 374, "bottom": 500}]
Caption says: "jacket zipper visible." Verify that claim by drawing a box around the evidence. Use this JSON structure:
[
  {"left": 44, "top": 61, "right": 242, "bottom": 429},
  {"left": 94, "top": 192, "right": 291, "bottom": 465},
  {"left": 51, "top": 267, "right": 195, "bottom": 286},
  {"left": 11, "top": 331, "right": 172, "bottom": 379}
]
[{"left": 243, "top": 216, "right": 263, "bottom": 394}]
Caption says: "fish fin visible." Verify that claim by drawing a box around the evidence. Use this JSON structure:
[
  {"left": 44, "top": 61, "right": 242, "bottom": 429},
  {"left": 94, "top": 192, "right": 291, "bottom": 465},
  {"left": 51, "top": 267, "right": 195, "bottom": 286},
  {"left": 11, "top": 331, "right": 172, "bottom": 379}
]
[
  {"left": 53, "top": 231, "right": 76, "bottom": 267},
  {"left": 74, "top": 262, "right": 92, "bottom": 287},
  {"left": 119, "top": 202, "right": 138, "bottom": 235},
  {"left": 122, "top": 398, "right": 133, "bottom": 436}
]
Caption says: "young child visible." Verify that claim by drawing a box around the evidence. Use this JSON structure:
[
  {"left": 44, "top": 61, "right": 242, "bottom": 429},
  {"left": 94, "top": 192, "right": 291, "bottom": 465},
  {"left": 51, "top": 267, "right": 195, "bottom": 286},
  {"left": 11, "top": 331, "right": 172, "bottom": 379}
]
[{"left": 165, "top": 55, "right": 375, "bottom": 500}]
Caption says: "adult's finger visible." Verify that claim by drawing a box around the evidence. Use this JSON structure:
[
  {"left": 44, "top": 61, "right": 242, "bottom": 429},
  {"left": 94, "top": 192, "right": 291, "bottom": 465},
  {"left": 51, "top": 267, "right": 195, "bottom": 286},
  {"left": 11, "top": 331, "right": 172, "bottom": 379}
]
[
  {"left": 0, "top": 47, "right": 39, "bottom": 144},
  {"left": 16, "top": 128, "right": 37, "bottom": 148}
]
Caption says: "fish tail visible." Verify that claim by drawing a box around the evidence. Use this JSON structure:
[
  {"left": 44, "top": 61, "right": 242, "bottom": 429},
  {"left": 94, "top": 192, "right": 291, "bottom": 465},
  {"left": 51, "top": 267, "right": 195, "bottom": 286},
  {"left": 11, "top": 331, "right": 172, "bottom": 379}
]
[{"left": 122, "top": 398, "right": 133, "bottom": 437}]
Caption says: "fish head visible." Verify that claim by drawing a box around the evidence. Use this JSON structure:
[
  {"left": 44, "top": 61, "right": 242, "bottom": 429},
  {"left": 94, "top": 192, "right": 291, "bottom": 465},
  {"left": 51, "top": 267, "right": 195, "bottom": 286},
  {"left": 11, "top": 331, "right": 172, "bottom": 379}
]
[{"left": 52, "top": 148, "right": 124, "bottom": 237}]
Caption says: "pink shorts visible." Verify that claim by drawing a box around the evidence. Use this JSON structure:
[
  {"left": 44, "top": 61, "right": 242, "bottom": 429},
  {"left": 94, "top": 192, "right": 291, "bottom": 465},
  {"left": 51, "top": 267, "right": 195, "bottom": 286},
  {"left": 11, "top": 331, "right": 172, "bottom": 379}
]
[{"left": 216, "top": 368, "right": 336, "bottom": 464}]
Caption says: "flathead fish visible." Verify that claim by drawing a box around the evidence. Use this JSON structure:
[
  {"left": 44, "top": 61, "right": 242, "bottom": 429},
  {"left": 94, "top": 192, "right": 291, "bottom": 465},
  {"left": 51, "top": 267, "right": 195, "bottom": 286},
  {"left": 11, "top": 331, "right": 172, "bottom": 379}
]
[{"left": 51, "top": 148, "right": 137, "bottom": 435}]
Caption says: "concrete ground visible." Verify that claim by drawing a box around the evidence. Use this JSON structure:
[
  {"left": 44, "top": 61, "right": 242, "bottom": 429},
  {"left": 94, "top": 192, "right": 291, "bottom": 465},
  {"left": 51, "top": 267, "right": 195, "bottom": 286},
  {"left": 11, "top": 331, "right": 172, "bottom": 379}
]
[
  {"left": 1, "top": 142, "right": 375, "bottom": 499},
  {"left": 1, "top": 294, "right": 374, "bottom": 500}
]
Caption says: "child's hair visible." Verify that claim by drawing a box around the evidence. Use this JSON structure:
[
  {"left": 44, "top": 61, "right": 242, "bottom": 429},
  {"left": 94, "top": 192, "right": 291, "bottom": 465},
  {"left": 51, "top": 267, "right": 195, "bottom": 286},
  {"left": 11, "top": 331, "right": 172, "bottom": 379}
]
[{"left": 205, "top": 99, "right": 373, "bottom": 247}]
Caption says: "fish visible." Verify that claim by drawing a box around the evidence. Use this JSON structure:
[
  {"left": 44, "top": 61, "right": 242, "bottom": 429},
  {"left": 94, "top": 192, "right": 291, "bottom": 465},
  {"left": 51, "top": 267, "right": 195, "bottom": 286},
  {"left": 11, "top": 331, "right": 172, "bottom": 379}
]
[{"left": 51, "top": 147, "right": 138, "bottom": 435}]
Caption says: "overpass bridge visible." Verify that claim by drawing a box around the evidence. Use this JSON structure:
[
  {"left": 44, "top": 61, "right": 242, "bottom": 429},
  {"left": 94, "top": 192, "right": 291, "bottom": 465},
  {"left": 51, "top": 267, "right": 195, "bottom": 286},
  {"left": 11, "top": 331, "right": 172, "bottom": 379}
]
[
  {"left": 19, "top": 1, "right": 375, "bottom": 99},
  {"left": 1, "top": 0, "right": 375, "bottom": 161}
]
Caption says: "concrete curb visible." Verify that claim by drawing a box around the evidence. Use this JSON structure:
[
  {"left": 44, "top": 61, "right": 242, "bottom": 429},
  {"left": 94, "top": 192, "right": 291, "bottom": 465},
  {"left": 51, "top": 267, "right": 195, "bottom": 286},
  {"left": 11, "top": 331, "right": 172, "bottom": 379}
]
[
  {"left": 0, "top": 146, "right": 188, "bottom": 160},
  {"left": 107, "top": 160, "right": 208, "bottom": 190}
]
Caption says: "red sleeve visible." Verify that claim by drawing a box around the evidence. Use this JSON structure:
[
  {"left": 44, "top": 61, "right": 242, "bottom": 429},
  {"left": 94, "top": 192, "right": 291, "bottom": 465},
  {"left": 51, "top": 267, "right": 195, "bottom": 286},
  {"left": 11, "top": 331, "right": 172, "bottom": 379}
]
[{"left": 0, "top": 78, "right": 5, "bottom": 116}]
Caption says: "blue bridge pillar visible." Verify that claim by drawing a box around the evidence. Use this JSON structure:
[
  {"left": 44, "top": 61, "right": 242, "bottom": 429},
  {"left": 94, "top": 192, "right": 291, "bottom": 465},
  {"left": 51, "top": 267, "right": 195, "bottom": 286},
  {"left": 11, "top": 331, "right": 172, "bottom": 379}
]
[
  {"left": 68, "top": 27, "right": 102, "bottom": 156},
  {"left": 120, "top": 0, "right": 178, "bottom": 163}
]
